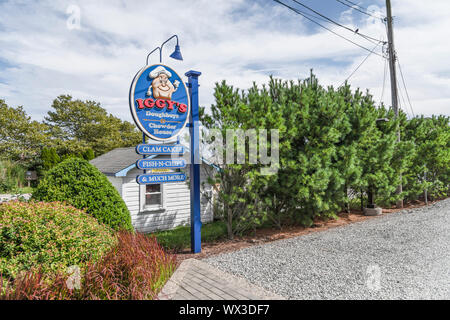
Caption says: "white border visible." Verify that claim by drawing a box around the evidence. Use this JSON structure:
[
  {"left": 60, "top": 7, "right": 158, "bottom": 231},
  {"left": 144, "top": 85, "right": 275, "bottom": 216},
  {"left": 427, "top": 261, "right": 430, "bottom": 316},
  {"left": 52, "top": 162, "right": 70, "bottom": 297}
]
[{"left": 129, "top": 64, "right": 191, "bottom": 141}]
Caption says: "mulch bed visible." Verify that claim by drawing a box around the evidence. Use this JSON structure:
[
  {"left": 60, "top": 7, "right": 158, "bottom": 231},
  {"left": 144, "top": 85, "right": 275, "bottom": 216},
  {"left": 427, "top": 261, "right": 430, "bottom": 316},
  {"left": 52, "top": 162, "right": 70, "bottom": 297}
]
[{"left": 174, "top": 199, "right": 437, "bottom": 263}]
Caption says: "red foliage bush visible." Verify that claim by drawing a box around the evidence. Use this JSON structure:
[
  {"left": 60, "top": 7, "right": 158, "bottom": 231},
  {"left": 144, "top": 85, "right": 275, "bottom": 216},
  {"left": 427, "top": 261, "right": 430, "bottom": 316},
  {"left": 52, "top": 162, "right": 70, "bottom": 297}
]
[
  {"left": 0, "top": 271, "right": 72, "bottom": 300},
  {"left": 82, "top": 231, "right": 176, "bottom": 300},
  {"left": 0, "top": 232, "right": 176, "bottom": 300}
]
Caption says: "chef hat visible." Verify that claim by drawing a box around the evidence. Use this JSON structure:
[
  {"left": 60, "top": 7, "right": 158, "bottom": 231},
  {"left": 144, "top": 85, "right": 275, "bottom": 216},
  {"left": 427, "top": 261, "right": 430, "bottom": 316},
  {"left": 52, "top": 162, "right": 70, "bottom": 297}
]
[{"left": 149, "top": 66, "right": 172, "bottom": 79}]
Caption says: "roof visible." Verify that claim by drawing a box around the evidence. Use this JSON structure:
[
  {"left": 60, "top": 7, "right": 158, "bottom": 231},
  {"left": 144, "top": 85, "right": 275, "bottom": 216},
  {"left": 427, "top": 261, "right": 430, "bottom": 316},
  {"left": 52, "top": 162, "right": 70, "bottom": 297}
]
[
  {"left": 90, "top": 147, "right": 142, "bottom": 176},
  {"left": 90, "top": 146, "right": 220, "bottom": 177}
]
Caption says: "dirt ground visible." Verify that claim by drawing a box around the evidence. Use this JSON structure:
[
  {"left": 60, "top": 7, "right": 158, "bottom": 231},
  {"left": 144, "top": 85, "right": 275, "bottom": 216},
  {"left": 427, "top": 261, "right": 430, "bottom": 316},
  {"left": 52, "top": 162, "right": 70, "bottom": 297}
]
[{"left": 175, "top": 200, "right": 437, "bottom": 263}]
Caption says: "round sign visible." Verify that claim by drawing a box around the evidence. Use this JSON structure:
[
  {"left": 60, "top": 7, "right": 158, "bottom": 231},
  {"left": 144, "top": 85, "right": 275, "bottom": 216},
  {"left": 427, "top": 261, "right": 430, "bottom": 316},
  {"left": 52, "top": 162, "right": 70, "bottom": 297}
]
[{"left": 129, "top": 64, "right": 190, "bottom": 141}]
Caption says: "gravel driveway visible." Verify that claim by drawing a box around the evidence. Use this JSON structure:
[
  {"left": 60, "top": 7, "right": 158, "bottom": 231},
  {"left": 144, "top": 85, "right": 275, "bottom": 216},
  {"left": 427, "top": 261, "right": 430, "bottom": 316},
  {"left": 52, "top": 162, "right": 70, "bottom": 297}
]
[{"left": 205, "top": 199, "right": 450, "bottom": 299}]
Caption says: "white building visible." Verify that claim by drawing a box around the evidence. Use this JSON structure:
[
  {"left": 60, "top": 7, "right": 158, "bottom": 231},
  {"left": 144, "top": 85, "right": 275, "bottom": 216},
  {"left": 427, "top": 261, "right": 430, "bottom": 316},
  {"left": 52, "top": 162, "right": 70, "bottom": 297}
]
[{"left": 90, "top": 147, "right": 215, "bottom": 233}]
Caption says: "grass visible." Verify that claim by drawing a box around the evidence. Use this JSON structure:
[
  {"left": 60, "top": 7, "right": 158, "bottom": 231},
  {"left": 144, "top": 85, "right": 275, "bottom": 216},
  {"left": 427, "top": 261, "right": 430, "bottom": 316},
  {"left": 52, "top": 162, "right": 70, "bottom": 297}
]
[
  {"left": 16, "top": 187, "right": 34, "bottom": 194},
  {"left": 0, "top": 187, "right": 34, "bottom": 195},
  {"left": 153, "top": 220, "right": 228, "bottom": 252}
]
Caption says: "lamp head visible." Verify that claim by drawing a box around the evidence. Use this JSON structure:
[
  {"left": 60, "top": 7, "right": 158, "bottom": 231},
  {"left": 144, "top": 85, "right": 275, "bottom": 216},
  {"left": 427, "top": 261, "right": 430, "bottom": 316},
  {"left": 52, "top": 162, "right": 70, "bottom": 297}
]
[{"left": 169, "top": 44, "right": 183, "bottom": 61}]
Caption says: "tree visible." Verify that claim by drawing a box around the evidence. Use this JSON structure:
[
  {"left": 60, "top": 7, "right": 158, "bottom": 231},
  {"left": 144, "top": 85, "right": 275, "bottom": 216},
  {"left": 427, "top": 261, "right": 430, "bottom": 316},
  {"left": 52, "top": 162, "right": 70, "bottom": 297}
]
[
  {"left": 403, "top": 115, "right": 450, "bottom": 201},
  {"left": 83, "top": 148, "right": 95, "bottom": 161},
  {"left": 44, "top": 95, "right": 141, "bottom": 156},
  {"left": 201, "top": 81, "right": 259, "bottom": 238},
  {"left": 41, "top": 147, "right": 61, "bottom": 171},
  {"left": 0, "top": 100, "right": 48, "bottom": 166},
  {"left": 201, "top": 73, "right": 425, "bottom": 237}
]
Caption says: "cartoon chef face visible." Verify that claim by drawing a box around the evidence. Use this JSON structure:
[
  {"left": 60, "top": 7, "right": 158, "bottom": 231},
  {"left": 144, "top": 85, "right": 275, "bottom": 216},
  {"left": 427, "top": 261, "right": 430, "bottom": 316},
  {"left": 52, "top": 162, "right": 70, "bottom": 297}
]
[{"left": 146, "top": 66, "right": 179, "bottom": 100}]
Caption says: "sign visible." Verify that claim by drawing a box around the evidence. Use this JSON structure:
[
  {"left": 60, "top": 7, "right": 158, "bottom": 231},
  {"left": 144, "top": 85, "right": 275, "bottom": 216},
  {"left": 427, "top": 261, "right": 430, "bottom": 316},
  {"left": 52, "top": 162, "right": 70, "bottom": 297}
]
[
  {"left": 136, "top": 173, "right": 186, "bottom": 185},
  {"left": 25, "top": 171, "right": 37, "bottom": 181},
  {"left": 136, "top": 144, "right": 185, "bottom": 155},
  {"left": 136, "top": 159, "right": 186, "bottom": 170},
  {"left": 151, "top": 169, "right": 171, "bottom": 173},
  {"left": 128, "top": 40, "right": 202, "bottom": 252},
  {"left": 129, "top": 64, "right": 190, "bottom": 141}
]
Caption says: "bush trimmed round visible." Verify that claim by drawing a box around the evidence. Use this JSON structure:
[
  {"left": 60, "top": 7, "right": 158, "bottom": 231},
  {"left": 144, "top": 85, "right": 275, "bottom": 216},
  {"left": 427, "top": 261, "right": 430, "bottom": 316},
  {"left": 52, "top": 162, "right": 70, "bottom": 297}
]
[
  {"left": 32, "top": 158, "right": 133, "bottom": 231},
  {"left": 0, "top": 201, "right": 116, "bottom": 279}
]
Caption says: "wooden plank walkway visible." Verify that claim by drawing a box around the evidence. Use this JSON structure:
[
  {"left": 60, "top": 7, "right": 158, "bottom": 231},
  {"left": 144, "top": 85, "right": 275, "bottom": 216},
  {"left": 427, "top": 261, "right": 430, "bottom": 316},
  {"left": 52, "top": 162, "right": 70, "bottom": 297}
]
[{"left": 158, "top": 259, "right": 285, "bottom": 300}]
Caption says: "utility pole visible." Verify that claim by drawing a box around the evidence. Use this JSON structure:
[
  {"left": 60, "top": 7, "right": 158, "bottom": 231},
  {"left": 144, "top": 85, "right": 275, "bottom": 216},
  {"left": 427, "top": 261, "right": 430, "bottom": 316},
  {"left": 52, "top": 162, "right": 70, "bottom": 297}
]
[{"left": 385, "top": 0, "right": 403, "bottom": 208}]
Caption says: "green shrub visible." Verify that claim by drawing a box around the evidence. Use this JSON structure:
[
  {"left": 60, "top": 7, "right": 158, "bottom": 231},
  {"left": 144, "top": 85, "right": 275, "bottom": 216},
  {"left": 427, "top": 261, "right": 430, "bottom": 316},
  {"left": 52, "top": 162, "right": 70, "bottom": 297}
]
[
  {"left": 403, "top": 115, "right": 450, "bottom": 201},
  {"left": 0, "top": 231, "right": 175, "bottom": 300},
  {"left": 0, "top": 201, "right": 116, "bottom": 279},
  {"left": 32, "top": 158, "right": 133, "bottom": 231}
]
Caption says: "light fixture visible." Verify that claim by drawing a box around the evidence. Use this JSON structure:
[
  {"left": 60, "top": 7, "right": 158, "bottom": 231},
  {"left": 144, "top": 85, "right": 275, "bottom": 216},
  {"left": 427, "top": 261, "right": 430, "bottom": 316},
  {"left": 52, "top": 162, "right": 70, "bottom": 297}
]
[
  {"left": 146, "top": 35, "right": 183, "bottom": 64},
  {"left": 169, "top": 44, "right": 183, "bottom": 61}
]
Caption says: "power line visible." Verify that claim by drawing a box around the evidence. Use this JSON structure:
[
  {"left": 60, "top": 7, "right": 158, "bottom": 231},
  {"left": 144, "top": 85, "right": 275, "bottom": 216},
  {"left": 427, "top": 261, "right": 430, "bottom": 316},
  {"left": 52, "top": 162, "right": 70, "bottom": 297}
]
[
  {"left": 344, "top": 0, "right": 383, "bottom": 14},
  {"left": 336, "top": 0, "right": 385, "bottom": 20},
  {"left": 290, "top": 0, "right": 383, "bottom": 44},
  {"left": 397, "top": 77, "right": 411, "bottom": 118},
  {"left": 397, "top": 58, "right": 415, "bottom": 117},
  {"left": 286, "top": 3, "right": 345, "bottom": 25},
  {"left": 274, "top": 0, "right": 385, "bottom": 57},
  {"left": 344, "top": 0, "right": 385, "bottom": 19},
  {"left": 284, "top": 0, "right": 380, "bottom": 44},
  {"left": 338, "top": 41, "right": 383, "bottom": 88}
]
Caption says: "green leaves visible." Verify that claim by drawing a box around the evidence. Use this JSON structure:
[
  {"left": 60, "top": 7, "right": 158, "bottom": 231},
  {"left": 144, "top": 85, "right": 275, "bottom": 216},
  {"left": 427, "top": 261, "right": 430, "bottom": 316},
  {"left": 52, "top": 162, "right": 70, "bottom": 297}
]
[
  {"left": 0, "top": 100, "right": 48, "bottom": 166},
  {"left": 32, "top": 158, "right": 133, "bottom": 232},
  {"left": 403, "top": 115, "right": 450, "bottom": 201},
  {"left": 44, "top": 95, "right": 142, "bottom": 156},
  {"left": 1, "top": 96, "right": 142, "bottom": 177},
  {"left": 202, "top": 73, "right": 448, "bottom": 237},
  {"left": 0, "top": 201, "right": 116, "bottom": 279}
]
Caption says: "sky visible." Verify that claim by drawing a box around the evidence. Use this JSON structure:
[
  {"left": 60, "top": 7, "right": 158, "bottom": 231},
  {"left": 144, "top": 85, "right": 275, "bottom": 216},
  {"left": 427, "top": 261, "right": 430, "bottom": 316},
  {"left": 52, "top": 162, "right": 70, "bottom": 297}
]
[{"left": 0, "top": 0, "right": 449, "bottom": 123}]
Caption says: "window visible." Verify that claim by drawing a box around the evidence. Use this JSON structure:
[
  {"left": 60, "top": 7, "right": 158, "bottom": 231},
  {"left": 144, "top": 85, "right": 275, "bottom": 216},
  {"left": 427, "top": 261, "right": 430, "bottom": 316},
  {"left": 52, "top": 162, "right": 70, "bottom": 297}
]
[{"left": 144, "top": 184, "right": 163, "bottom": 209}]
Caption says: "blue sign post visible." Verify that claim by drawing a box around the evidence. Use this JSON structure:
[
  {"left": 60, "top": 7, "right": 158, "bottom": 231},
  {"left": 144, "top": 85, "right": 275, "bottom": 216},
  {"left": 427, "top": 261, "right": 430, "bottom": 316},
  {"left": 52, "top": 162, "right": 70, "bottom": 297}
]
[{"left": 186, "top": 70, "right": 202, "bottom": 254}]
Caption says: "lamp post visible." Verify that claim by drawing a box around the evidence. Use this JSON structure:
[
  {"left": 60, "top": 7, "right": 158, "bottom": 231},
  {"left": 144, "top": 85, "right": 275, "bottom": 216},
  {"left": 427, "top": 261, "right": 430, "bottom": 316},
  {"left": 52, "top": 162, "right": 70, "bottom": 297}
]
[{"left": 146, "top": 34, "right": 183, "bottom": 65}]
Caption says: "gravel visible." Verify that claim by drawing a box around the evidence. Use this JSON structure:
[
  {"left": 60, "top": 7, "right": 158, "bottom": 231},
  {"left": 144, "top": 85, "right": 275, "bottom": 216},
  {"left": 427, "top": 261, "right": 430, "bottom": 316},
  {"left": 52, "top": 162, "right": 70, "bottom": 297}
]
[{"left": 204, "top": 199, "right": 450, "bottom": 300}]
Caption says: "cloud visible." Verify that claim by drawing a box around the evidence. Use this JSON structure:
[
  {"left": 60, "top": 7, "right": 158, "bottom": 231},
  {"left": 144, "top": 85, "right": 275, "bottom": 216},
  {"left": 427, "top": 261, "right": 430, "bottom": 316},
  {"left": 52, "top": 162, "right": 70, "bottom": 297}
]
[{"left": 0, "top": 0, "right": 448, "bottom": 123}]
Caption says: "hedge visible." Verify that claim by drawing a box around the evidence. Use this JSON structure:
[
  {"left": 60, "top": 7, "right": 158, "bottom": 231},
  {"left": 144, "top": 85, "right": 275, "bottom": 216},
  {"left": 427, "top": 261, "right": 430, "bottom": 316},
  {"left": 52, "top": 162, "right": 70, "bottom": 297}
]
[
  {"left": 32, "top": 158, "right": 133, "bottom": 231},
  {"left": 0, "top": 201, "right": 116, "bottom": 279},
  {"left": 202, "top": 74, "right": 450, "bottom": 237}
]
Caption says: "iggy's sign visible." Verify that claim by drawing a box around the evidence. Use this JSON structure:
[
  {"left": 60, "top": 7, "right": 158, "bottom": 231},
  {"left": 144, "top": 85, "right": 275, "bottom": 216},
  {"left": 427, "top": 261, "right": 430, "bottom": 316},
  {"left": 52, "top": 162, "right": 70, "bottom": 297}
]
[{"left": 129, "top": 64, "right": 190, "bottom": 141}]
